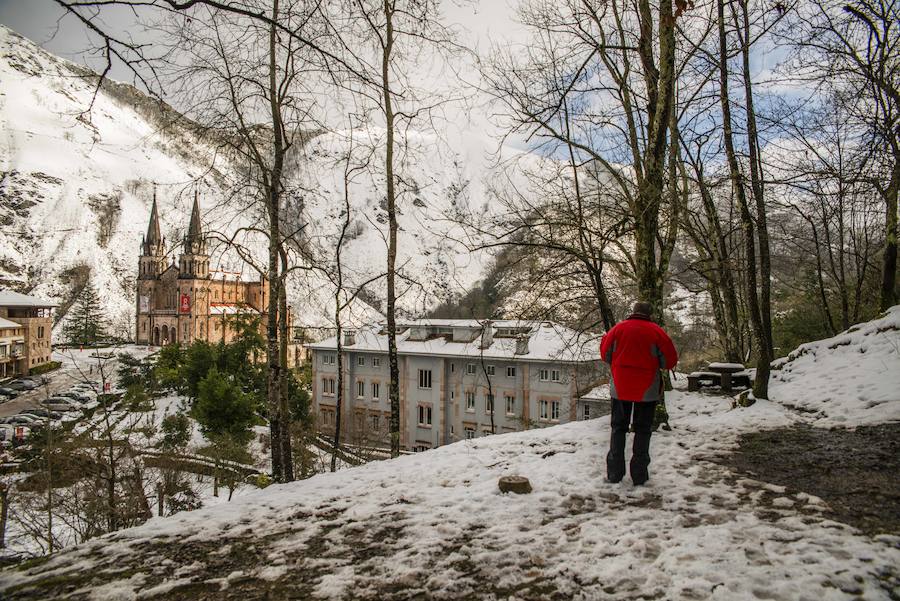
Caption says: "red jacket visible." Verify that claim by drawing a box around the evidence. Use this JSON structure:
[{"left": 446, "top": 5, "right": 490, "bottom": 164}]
[{"left": 600, "top": 315, "right": 678, "bottom": 402}]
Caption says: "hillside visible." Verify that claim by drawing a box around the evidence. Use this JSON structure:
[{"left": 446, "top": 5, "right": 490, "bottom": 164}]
[
  {"left": 1, "top": 309, "right": 898, "bottom": 600},
  {"left": 0, "top": 25, "right": 509, "bottom": 334}
]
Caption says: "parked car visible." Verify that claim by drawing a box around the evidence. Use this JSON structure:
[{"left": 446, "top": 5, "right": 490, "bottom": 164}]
[
  {"left": 0, "top": 414, "right": 40, "bottom": 425},
  {"left": 58, "top": 391, "right": 92, "bottom": 403},
  {"left": 0, "top": 387, "right": 18, "bottom": 399},
  {"left": 20, "top": 408, "right": 62, "bottom": 420},
  {"left": 7, "top": 381, "right": 30, "bottom": 391},
  {"left": 13, "top": 379, "right": 38, "bottom": 390},
  {"left": 41, "top": 400, "right": 78, "bottom": 412}
]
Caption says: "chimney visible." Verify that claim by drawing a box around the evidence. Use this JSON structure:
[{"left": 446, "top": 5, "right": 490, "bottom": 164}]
[
  {"left": 514, "top": 333, "right": 530, "bottom": 355},
  {"left": 480, "top": 320, "right": 494, "bottom": 349},
  {"left": 343, "top": 330, "right": 356, "bottom": 346}
]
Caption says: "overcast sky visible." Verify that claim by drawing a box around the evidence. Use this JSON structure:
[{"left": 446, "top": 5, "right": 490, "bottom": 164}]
[{"left": 0, "top": 0, "right": 527, "bottom": 83}]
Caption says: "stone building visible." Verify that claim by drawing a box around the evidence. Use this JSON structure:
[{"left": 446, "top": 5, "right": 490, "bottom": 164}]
[
  {"left": 136, "top": 193, "right": 269, "bottom": 346},
  {"left": 0, "top": 289, "right": 56, "bottom": 377},
  {"left": 307, "top": 319, "right": 604, "bottom": 451}
]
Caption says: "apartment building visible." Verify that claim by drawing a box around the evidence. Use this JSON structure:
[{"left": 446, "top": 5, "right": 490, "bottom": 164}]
[
  {"left": 308, "top": 319, "right": 603, "bottom": 451},
  {"left": 0, "top": 289, "right": 56, "bottom": 376}
]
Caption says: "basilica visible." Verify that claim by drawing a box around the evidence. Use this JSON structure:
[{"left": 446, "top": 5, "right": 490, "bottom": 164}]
[{"left": 136, "top": 193, "right": 269, "bottom": 346}]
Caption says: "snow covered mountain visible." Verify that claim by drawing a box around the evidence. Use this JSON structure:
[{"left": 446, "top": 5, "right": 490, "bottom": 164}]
[{"left": 0, "top": 25, "right": 506, "bottom": 335}]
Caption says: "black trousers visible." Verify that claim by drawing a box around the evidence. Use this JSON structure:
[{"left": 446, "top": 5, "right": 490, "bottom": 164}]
[{"left": 606, "top": 399, "right": 657, "bottom": 484}]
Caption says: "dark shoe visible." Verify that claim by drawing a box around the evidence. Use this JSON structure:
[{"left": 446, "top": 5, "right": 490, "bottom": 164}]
[
  {"left": 605, "top": 475, "right": 623, "bottom": 484},
  {"left": 630, "top": 457, "right": 650, "bottom": 485}
]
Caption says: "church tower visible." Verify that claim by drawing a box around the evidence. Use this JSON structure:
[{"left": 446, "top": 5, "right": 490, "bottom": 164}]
[
  {"left": 179, "top": 191, "right": 210, "bottom": 279},
  {"left": 138, "top": 191, "right": 166, "bottom": 279}
]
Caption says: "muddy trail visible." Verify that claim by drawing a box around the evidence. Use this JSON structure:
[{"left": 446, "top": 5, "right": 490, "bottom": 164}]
[{"left": 724, "top": 423, "right": 900, "bottom": 537}]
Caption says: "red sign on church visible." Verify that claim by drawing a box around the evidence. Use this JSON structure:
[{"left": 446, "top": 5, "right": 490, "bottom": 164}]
[{"left": 179, "top": 293, "right": 191, "bottom": 314}]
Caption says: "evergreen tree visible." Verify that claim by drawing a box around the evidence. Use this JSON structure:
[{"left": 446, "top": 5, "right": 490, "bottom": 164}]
[
  {"left": 63, "top": 282, "right": 107, "bottom": 346},
  {"left": 193, "top": 366, "right": 256, "bottom": 445}
]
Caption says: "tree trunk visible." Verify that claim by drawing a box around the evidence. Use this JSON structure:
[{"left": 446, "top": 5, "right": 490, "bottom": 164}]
[
  {"left": 880, "top": 158, "right": 900, "bottom": 311},
  {"left": 718, "top": 0, "right": 768, "bottom": 397},
  {"left": 0, "top": 483, "right": 8, "bottom": 549},
  {"left": 737, "top": 0, "right": 773, "bottom": 394},
  {"left": 332, "top": 293, "right": 344, "bottom": 472},
  {"left": 381, "top": 0, "right": 401, "bottom": 458},
  {"left": 266, "top": 0, "right": 285, "bottom": 481},
  {"left": 278, "top": 276, "right": 293, "bottom": 481},
  {"left": 634, "top": 0, "right": 676, "bottom": 323}
]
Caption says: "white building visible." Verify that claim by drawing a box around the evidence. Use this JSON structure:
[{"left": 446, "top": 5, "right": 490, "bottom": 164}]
[{"left": 307, "top": 319, "right": 604, "bottom": 451}]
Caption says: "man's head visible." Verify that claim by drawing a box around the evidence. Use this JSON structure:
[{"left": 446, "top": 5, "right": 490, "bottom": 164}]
[{"left": 632, "top": 301, "right": 652, "bottom": 317}]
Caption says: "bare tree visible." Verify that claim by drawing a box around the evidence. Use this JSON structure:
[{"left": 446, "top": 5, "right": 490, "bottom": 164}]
[
  {"left": 331, "top": 0, "right": 465, "bottom": 456},
  {"left": 784, "top": 0, "right": 899, "bottom": 312},
  {"left": 482, "top": 0, "right": 694, "bottom": 325}
]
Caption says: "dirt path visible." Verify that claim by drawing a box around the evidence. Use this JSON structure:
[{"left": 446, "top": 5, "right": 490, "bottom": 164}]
[{"left": 723, "top": 423, "right": 900, "bottom": 537}]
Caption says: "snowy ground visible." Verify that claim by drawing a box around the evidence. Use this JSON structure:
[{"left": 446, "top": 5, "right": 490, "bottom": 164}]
[
  {"left": 1, "top": 313, "right": 898, "bottom": 600},
  {"left": 769, "top": 306, "right": 900, "bottom": 427},
  {"left": 1, "top": 392, "right": 897, "bottom": 599}
]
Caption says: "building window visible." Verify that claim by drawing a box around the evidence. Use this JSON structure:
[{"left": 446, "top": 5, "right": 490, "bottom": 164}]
[
  {"left": 505, "top": 395, "right": 515, "bottom": 415},
  {"left": 323, "top": 377, "right": 336, "bottom": 396},
  {"left": 551, "top": 401, "right": 561, "bottom": 421},
  {"left": 358, "top": 356, "right": 365, "bottom": 367},
  {"left": 486, "top": 394, "right": 494, "bottom": 414},
  {"left": 540, "top": 400, "right": 549, "bottom": 420},
  {"left": 371, "top": 414, "right": 380, "bottom": 431},
  {"left": 583, "top": 404, "right": 591, "bottom": 420},
  {"left": 323, "top": 354, "right": 336, "bottom": 366},
  {"left": 450, "top": 363, "right": 455, "bottom": 373},
  {"left": 418, "top": 369, "right": 432, "bottom": 389},
  {"left": 466, "top": 363, "right": 476, "bottom": 375},
  {"left": 465, "top": 391, "right": 475, "bottom": 412},
  {"left": 464, "top": 426, "right": 476, "bottom": 440},
  {"left": 417, "top": 404, "right": 433, "bottom": 427},
  {"left": 551, "top": 369, "right": 561, "bottom": 382},
  {"left": 539, "top": 369, "right": 549, "bottom": 381},
  {"left": 371, "top": 382, "right": 380, "bottom": 399},
  {"left": 486, "top": 365, "right": 495, "bottom": 376},
  {"left": 507, "top": 366, "right": 516, "bottom": 378},
  {"left": 373, "top": 357, "right": 381, "bottom": 367},
  {"left": 357, "top": 380, "right": 365, "bottom": 398}
]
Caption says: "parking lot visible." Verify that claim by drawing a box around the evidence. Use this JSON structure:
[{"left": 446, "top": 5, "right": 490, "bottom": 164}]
[{"left": 0, "top": 346, "right": 151, "bottom": 423}]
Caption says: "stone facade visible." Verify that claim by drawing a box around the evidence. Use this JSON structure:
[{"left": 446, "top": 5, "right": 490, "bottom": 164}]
[{"left": 135, "top": 193, "right": 268, "bottom": 346}]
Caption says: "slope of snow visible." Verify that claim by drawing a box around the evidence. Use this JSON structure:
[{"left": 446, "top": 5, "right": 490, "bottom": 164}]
[
  {"left": 3, "top": 385, "right": 898, "bottom": 598},
  {"left": 769, "top": 305, "right": 900, "bottom": 427}
]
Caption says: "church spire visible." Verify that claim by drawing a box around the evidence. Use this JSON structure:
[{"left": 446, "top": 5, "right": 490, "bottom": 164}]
[
  {"left": 142, "top": 186, "right": 163, "bottom": 257},
  {"left": 179, "top": 189, "right": 209, "bottom": 279},
  {"left": 187, "top": 189, "right": 202, "bottom": 241},
  {"left": 146, "top": 187, "right": 162, "bottom": 248}
]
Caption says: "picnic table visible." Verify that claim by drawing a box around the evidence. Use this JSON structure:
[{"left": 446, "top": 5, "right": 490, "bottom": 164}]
[{"left": 688, "top": 362, "right": 753, "bottom": 393}]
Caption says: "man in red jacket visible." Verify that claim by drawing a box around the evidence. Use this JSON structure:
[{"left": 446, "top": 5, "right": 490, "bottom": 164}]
[{"left": 600, "top": 301, "right": 678, "bottom": 485}]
